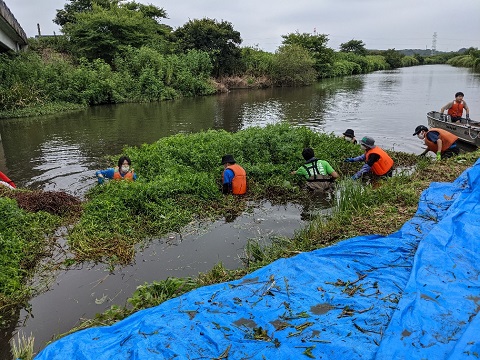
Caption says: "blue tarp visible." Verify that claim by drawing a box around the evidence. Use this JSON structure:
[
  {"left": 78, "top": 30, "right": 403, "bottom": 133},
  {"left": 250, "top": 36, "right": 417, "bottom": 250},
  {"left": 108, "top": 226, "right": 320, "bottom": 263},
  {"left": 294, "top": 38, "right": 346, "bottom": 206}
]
[{"left": 35, "top": 159, "right": 480, "bottom": 360}]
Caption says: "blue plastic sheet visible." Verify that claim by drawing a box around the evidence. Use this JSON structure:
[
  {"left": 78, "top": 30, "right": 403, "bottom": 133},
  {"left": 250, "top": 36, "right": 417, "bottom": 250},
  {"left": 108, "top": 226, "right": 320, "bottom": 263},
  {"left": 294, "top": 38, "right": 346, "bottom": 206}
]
[{"left": 35, "top": 159, "right": 480, "bottom": 360}]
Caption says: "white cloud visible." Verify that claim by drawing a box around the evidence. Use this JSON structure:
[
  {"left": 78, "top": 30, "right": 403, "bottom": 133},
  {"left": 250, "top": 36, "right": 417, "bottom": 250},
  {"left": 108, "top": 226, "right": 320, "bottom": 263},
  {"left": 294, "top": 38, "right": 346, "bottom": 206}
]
[{"left": 5, "top": 0, "right": 480, "bottom": 52}]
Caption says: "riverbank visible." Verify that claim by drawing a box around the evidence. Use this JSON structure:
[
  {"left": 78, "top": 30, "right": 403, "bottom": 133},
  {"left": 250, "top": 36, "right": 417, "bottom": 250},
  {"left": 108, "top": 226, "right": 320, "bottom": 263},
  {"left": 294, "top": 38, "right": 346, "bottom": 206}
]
[{"left": 21, "top": 148, "right": 480, "bottom": 358}]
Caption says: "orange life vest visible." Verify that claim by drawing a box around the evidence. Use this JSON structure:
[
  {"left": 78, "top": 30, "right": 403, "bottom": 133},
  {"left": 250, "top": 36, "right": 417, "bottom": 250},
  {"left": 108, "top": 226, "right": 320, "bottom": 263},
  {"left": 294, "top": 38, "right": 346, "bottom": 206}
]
[
  {"left": 448, "top": 100, "right": 464, "bottom": 118},
  {"left": 424, "top": 128, "right": 458, "bottom": 153},
  {"left": 223, "top": 164, "right": 247, "bottom": 195},
  {"left": 365, "top": 147, "right": 394, "bottom": 176},
  {"left": 113, "top": 167, "right": 135, "bottom": 181},
  {"left": 0, "top": 171, "right": 16, "bottom": 188}
]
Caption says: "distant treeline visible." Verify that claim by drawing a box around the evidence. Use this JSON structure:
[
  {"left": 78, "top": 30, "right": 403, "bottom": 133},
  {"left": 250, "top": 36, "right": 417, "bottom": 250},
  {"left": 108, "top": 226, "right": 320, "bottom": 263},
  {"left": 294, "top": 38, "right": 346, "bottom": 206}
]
[{"left": 0, "top": 0, "right": 479, "bottom": 118}]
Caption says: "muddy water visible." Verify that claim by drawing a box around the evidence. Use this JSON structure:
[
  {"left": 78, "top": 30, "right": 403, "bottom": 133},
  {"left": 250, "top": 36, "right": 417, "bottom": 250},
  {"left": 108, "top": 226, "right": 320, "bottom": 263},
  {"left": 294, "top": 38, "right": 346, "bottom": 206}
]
[{"left": 1, "top": 65, "right": 480, "bottom": 356}]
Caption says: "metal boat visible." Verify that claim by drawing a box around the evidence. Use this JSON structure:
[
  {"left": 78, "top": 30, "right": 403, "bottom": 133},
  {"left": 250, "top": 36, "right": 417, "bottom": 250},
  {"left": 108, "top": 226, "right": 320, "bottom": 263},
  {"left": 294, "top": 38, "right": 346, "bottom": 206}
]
[{"left": 426, "top": 111, "right": 480, "bottom": 147}]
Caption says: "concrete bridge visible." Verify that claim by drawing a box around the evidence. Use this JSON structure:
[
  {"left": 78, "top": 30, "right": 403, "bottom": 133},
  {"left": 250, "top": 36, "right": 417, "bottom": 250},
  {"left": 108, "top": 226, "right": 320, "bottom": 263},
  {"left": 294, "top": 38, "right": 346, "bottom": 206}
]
[{"left": 0, "top": 0, "right": 28, "bottom": 52}]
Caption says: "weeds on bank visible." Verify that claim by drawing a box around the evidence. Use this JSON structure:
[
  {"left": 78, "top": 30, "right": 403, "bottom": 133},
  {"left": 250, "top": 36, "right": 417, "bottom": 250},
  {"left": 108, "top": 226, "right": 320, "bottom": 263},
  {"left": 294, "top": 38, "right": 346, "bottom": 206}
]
[
  {"left": 51, "top": 149, "right": 480, "bottom": 339},
  {"left": 69, "top": 124, "right": 364, "bottom": 263},
  {"left": 11, "top": 332, "right": 35, "bottom": 360}
]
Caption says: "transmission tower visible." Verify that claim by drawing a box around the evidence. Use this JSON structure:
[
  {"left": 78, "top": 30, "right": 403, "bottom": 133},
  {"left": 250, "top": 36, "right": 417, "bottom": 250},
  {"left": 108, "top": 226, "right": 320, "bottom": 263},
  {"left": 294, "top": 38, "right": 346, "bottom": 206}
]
[{"left": 431, "top": 32, "right": 437, "bottom": 55}]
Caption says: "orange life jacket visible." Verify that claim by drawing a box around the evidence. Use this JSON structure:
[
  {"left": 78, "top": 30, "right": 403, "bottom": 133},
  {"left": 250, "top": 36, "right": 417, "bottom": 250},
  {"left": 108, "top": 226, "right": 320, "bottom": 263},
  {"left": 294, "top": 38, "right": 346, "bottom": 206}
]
[
  {"left": 424, "top": 128, "right": 458, "bottom": 153},
  {"left": 223, "top": 164, "right": 247, "bottom": 195},
  {"left": 448, "top": 100, "right": 464, "bottom": 118},
  {"left": 0, "top": 171, "right": 16, "bottom": 188},
  {"left": 365, "top": 147, "right": 394, "bottom": 176},
  {"left": 113, "top": 167, "right": 135, "bottom": 181}
]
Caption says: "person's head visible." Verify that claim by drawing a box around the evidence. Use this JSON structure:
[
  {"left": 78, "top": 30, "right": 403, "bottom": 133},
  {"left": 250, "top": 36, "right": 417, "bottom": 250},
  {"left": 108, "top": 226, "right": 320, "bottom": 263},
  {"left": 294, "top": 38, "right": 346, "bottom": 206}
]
[
  {"left": 221, "top": 154, "right": 236, "bottom": 168},
  {"left": 359, "top": 136, "right": 375, "bottom": 151},
  {"left": 118, "top": 156, "right": 132, "bottom": 174},
  {"left": 302, "top": 148, "right": 315, "bottom": 161},
  {"left": 343, "top": 129, "right": 355, "bottom": 142},
  {"left": 412, "top": 125, "right": 429, "bottom": 140},
  {"left": 455, "top": 92, "right": 464, "bottom": 102}
]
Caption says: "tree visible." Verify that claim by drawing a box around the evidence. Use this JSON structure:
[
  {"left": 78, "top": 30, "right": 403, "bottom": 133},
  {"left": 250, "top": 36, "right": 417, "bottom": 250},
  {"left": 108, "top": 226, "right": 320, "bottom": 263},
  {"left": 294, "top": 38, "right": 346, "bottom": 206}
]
[
  {"left": 381, "top": 49, "right": 404, "bottom": 69},
  {"left": 281, "top": 32, "right": 334, "bottom": 78},
  {"left": 339, "top": 39, "right": 367, "bottom": 56},
  {"left": 173, "top": 18, "right": 242, "bottom": 77},
  {"left": 54, "top": 0, "right": 118, "bottom": 26},
  {"left": 63, "top": 3, "right": 169, "bottom": 63},
  {"left": 271, "top": 44, "right": 316, "bottom": 86}
]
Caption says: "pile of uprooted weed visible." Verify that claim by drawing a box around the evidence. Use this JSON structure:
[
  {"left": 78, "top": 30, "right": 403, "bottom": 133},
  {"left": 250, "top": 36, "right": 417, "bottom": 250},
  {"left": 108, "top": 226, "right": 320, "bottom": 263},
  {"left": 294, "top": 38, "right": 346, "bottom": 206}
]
[{"left": 0, "top": 188, "right": 82, "bottom": 216}]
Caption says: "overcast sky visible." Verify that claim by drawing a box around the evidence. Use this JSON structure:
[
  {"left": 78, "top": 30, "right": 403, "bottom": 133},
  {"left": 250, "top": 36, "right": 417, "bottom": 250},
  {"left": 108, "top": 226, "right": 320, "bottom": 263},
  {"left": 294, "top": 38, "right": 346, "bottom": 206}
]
[{"left": 5, "top": 0, "right": 480, "bottom": 53}]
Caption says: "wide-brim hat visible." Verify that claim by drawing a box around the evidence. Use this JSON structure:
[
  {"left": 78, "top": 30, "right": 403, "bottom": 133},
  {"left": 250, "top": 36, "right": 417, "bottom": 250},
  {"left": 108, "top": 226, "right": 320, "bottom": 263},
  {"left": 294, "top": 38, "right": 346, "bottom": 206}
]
[
  {"left": 413, "top": 125, "right": 428, "bottom": 136},
  {"left": 221, "top": 154, "right": 236, "bottom": 165},
  {"left": 360, "top": 136, "right": 375, "bottom": 148},
  {"left": 343, "top": 129, "right": 355, "bottom": 137}
]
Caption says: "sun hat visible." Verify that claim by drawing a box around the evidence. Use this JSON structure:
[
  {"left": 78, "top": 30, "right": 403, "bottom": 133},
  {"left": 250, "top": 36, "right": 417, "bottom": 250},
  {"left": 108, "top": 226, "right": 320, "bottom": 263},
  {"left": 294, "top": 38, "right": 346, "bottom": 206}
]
[
  {"left": 412, "top": 125, "right": 428, "bottom": 136},
  {"left": 360, "top": 136, "right": 375, "bottom": 148},
  {"left": 221, "top": 154, "right": 236, "bottom": 165},
  {"left": 343, "top": 129, "right": 355, "bottom": 137}
]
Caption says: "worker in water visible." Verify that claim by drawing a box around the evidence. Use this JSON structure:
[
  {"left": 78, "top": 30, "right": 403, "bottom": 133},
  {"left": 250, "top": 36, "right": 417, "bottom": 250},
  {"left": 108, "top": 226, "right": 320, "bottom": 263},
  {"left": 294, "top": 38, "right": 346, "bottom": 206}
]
[
  {"left": 221, "top": 154, "right": 247, "bottom": 195},
  {"left": 440, "top": 92, "right": 470, "bottom": 123},
  {"left": 412, "top": 125, "right": 459, "bottom": 160},
  {"left": 342, "top": 129, "right": 357, "bottom": 144},
  {"left": 344, "top": 136, "right": 394, "bottom": 180},
  {"left": 0, "top": 170, "right": 16, "bottom": 189},
  {"left": 291, "top": 147, "right": 339, "bottom": 191},
  {"left": 96, "top": 156, "right": 137, "bottom": 184}
]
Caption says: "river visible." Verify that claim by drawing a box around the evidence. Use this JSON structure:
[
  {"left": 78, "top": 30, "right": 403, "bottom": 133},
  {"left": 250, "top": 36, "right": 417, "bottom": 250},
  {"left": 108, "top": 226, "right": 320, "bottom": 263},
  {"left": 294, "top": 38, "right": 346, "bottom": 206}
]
[{"left": 1, "top": 65, "right": 479, "bottom": 357}]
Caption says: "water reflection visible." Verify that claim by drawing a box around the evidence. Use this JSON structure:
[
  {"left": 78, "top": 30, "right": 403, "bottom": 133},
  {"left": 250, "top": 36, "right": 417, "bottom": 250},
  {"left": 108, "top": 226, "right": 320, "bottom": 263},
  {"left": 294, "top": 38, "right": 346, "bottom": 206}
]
[{"left": 1, "top": 65, "right": 479, "bottom": 355}]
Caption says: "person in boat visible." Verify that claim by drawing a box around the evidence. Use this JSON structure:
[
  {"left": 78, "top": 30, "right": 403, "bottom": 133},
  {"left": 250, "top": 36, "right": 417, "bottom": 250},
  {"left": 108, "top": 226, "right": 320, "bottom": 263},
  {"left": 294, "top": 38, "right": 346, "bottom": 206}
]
[
  {"left": 291, "top": 148, "right": 339, "bottom": 191},
  {"left": 221, "top": 154, "right": 247, "bottom": 195},
  {"left": 440, "top": 92, "right": 470, "bottom": 123},
  {"left": 344, "top": 136, "right": 394, "bottom": 180},
  {"left": 413, "top": 125, "right": 459, "bottom": 160},
  {"left": 96, "top": 156, "right": 137, "bottom": 184},
  {"left": 342, "top": 129, "right": 357, "bottom": 144},
  {"left": 0, "top": 170, "right": 16, "bottom": 189}
]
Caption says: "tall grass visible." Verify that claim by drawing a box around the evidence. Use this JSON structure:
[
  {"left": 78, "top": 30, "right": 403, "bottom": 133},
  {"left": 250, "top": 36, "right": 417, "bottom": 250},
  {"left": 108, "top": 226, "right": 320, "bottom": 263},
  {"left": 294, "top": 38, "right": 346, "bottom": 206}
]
[{"left": 11, "top": 332, "right": 35, "bottom": 360}]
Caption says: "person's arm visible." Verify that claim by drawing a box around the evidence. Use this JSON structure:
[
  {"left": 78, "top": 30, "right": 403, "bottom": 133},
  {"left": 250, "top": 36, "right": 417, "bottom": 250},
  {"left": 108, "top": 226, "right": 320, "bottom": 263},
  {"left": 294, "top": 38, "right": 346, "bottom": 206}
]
[
  {"left": 440, "top": 101, "right": 452, "bottom": 113},
  {"left": 419, "top": 147, "right": 430, "bottom": 156},
  {"left": 320, "top": 161, "right": 338, "bottom": 180},
  {"left": 345, "top": 154, "right": 366, "bottom": 162},
  {"left": 464, "top": 101, "right": 470, "bottom": 119},
  {"left": 291, "top": 166, "right": 309, "bottom": 179},
  {"left": 352, "top": 153, "right": 380, "bottom": 180},
  {"left": 96, "top": 168, "right": 115, "bottom": 184},
  {"left": 222, "top": 169, "right": 234, "bottom": 194}
]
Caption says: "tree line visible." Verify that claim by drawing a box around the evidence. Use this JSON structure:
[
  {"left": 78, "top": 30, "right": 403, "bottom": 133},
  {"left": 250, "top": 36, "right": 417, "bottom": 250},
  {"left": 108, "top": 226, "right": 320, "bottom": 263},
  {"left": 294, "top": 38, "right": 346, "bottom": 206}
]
[{"left": 0, "top": 0, "right": 479, "bottom": 118}]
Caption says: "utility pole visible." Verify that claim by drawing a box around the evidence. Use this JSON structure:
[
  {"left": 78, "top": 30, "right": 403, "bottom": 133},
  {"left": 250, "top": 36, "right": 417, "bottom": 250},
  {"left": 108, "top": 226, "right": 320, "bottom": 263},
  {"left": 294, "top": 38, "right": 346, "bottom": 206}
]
[{"left": 431, "top": 32, "right": 437, "bottom": 55}]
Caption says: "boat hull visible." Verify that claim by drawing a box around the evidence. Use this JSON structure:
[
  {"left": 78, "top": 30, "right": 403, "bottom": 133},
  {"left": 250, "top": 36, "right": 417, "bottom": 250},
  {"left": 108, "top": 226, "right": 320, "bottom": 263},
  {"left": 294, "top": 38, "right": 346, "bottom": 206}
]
[{"left": 426, "top": 111, "right": 480, "bottom": 147}]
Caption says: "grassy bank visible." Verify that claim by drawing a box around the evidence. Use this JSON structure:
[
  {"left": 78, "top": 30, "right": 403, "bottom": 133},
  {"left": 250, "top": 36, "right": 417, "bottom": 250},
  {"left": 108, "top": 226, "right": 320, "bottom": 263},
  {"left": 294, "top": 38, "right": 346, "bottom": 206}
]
[
  {"left": 0, "top": 190, "right": 81, "bottom": 327},
  {"left": 49, "top": 149, "right": 479, "bottom": 346}
]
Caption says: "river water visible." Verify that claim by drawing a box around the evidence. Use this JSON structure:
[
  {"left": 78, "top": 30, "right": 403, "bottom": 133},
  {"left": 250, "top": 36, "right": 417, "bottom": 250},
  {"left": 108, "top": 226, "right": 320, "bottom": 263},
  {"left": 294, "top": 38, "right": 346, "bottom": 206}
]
[{"left": 1, "top": 65, "right": 479, "bottom": 356}]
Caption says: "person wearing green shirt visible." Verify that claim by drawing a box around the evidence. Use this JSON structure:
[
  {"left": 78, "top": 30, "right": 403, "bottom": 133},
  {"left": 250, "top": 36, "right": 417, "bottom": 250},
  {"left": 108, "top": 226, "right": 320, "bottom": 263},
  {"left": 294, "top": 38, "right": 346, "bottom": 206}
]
[{"left": 291, "top": 148, "right": 339, "bottom": 191}]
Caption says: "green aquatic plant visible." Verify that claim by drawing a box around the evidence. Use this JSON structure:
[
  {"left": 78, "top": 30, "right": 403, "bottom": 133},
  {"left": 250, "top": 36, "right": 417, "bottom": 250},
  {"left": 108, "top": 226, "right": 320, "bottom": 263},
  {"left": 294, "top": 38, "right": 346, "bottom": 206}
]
[
  {"left": 69, "top": 124, "right": 361, "bottom": 263},
  {"left": 0, "top": 196, "right": 61, "bottom": 324}
]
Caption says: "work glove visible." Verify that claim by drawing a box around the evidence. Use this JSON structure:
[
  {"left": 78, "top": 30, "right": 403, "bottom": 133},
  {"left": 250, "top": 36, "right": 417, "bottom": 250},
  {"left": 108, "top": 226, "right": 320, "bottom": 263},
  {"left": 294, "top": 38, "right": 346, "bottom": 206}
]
[
  {"left": 344, "top": 158, "right": 355, "bottom": 162},
  {"left": 436, "top": 152, "right": 441, "bottom": 161},
  {"left": 351, "top": 173, "right": 360, "bottom": 180},
  {"left": 466, "top": 114, "right": 470, "bottom": 120}
]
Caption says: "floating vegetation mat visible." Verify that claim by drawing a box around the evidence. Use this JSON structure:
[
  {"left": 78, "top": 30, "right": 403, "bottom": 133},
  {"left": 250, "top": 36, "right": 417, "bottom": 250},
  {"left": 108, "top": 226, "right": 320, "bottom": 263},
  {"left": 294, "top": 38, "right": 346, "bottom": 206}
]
[{"left": 0, "top": 188, "right": 82, "bottom": 216}]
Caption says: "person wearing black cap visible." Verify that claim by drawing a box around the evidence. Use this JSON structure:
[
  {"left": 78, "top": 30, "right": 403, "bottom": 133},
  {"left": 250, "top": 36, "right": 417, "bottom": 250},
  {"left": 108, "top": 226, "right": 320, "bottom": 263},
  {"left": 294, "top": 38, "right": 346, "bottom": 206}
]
[
  {"left": 344, "top": 136, "right": 394, "bottom": 180},
  {"left": 342, "top": 129, "right": 357, "bottom": 144},
  {"left": 440, "top": 92, "right": 470, "bottom": 123},
  {"left": 291, "top": 148, "right": 339, "bottom": 191},
  {"left": 413, "top": 125, "right": 459, "bottom": 160},
  {"left": 221, "top": 154, "right": 247, "bottom": 195}
]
